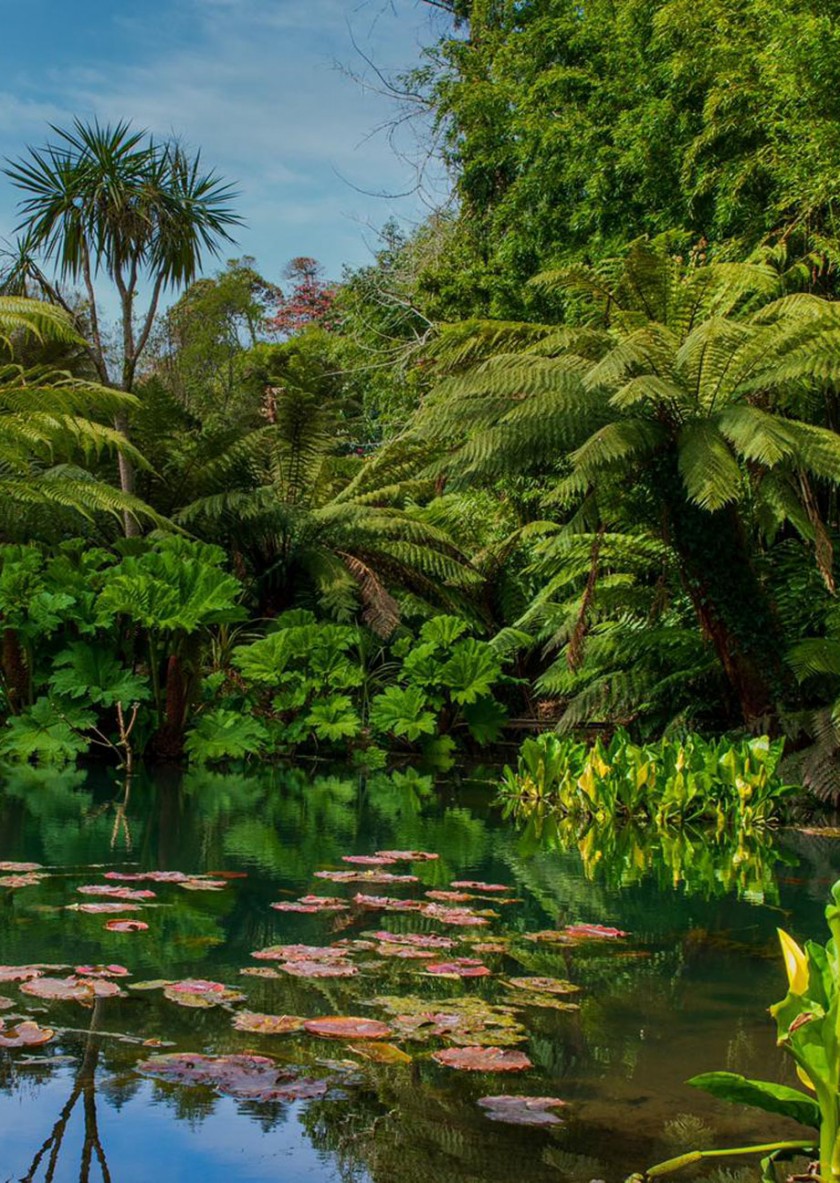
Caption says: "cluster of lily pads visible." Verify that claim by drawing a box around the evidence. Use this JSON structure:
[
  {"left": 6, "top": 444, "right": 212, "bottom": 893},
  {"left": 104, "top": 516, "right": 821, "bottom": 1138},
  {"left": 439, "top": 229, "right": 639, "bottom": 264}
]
[{"left": 0, "top": 849, "right": 630, "bottom": 1126}]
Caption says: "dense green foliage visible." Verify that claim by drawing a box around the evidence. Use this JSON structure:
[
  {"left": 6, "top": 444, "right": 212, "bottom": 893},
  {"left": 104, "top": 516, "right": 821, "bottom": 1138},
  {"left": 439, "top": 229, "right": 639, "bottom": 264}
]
[
  {"left": 4, "top": 0, "right": 840, "bottom": 797},
  {"left": 500, "top": 730, "right": 793, "bottom": 826}
]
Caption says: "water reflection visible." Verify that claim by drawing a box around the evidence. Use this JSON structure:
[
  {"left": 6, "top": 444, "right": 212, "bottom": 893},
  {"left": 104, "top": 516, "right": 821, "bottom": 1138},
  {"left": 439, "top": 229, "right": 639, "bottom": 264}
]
[{"left": 0, "top": 764, "right": 832, "bottom": 1183}]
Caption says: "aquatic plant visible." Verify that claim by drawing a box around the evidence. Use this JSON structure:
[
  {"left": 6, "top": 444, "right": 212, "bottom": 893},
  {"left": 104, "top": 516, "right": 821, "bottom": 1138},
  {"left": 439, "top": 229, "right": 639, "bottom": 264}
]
[
  {"left": 644, "top": 879, "right": 840, "bottom": 1181},
  {"left": 500, "top": 730, "right": 794, "bottom": 828}
]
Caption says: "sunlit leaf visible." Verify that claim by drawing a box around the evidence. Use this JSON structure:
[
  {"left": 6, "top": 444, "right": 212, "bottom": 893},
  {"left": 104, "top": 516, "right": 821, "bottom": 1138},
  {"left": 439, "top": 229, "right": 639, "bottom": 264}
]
[{"left": 304, "top": 1016, "right": 393, "bottom": 1040}]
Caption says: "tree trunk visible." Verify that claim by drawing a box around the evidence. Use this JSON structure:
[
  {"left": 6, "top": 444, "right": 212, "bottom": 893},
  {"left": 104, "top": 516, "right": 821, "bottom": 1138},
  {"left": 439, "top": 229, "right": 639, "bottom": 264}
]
[
  {"left": 114, "top": 410, "right": 139, "bottom": 538},
  {"left": 667, "top": 498, "right": 787, "bottom": 730},
  {"left": 150, "top": 654, "right": 187, "bottom": 761},
  {"left": 2, "top": 628, "right": 28, "bottom": 714}
]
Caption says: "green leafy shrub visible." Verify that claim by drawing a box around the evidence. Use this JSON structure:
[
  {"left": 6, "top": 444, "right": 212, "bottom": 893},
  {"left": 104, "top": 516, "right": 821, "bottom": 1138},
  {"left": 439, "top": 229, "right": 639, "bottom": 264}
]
[{"left": 369, "top": 615, "right": 510, "bottom": 748}]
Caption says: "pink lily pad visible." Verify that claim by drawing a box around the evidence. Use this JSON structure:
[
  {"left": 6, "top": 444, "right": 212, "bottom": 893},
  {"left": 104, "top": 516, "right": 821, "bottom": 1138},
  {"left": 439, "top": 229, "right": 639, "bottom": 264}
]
[
  {"left": 104, "top": 871, "right": 189, "bottom": 883},
  {"left": 252, "top": 945, "right": 345, "bottom": 962},
  {"left": 21, "top": 976, "right": 103, "bottom": 1003},
  {"left": 0, "top": 874, "right": 42, "bottom": 888},
  {"left": 426, "top": 958, "right": 491, "bottom": 978},
  {"left": 341, "top": 855, "right": 398, "bottom": 867},
  {"left": 450, "top": 881, "right": 512, "bottom": 893},
  {"left": 0, "top": 861, "right": 42, "bottom": 873},
  {"left": 178, "top": 879, "right": 228, "bottom": 892},
  {"left": 352, "top": 894, "right": 423, "bottom": 912},
  {"left": 69, "top": 903, "right": 142, "bottom": 915},
  {"left": 315, "top": 870, "right": 419, "bottom": 885},
  {"left": 271, "top": 899, "right": 348, "bottom": 913},
  {"left": 376, "top": 944, "right": 438, "bottom": 960},
  {"left": 137, "top": 1052, "right": 328, "bottom": 1101},
  {"left": 0, "top": 966, "right": 43, "bottom": 983},
  {"left": 105, "top": 919, "right": 149, "bottom": 933},
  {"left": 432, "top": 1046, "right": 532, "bottom": 1072},
  {"left": 421, "top": 903, "right": 488, "bottom": 927},
  {"left": 77, "top": 885, "right": 156, "bottom": 901},
  {"left": 0, "top": 1020, "right": 55, "bottom": 1048},
  {"left": 74, "top": 965, "right": 131, "bottom": 979},
  {"left": 280, "top": 960, "right": 357, "bottom": 979},
  {"left": 375, "top": 850, "right": 439, "bottom": 862},
  {"left": 563, "top": 924, "right": 628, "bottom": 940},
  {"left": 303, "top": 1016, "right": 393, "bottom": 1040},
  {"left": 164, "top": 980, "right": 244, "bottom": 1008},
  {"left": 477, "top": 1095, "right": 567, "bottom": 1125},
  {"left": 425, "top": 891, "right": 476, "bottom": 903},
  {"left": 369, "top": 931, "right": 455, "bottom": 950}
]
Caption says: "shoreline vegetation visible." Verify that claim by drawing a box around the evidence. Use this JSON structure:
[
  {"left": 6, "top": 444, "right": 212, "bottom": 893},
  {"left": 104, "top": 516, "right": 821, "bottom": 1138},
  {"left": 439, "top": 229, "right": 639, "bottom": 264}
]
[{"left": 5, "top": 4, "right": 840, "bottom": 801}]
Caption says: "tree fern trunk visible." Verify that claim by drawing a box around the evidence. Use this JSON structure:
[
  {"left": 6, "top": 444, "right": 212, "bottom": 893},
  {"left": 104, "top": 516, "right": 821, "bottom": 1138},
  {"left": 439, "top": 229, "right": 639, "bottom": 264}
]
[{"left": 667, "top": 499, "right": 787, "bottom": 730}]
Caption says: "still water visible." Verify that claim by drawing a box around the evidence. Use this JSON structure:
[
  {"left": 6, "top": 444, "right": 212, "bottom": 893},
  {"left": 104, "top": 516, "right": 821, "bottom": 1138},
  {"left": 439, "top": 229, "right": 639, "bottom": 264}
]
[{"left": 0, "top": 763, "right": 835, "bottom": 1183}]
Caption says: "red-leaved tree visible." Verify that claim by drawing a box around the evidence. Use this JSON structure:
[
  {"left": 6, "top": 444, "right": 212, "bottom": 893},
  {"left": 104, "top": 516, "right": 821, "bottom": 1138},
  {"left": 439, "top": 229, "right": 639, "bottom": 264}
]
[{"left": 267, "top": 257, "right": 338, "bottom": 335}]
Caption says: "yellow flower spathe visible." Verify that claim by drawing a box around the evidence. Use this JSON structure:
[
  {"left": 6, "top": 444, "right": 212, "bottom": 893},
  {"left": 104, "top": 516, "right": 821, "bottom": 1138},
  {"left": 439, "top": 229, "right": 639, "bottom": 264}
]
[{"left": 778, "top": 928, "right": 809, "bottom": 995}]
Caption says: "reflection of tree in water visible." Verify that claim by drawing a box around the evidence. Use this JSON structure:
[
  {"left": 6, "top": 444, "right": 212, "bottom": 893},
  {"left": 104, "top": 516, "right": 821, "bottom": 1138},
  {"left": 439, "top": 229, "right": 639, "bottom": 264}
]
[
  {"left": 300, "top": 1065, "right": 601, "bottom": 1183},
  {"left": 20, "top": 1000, "right": 111, "bottom": 1183}
]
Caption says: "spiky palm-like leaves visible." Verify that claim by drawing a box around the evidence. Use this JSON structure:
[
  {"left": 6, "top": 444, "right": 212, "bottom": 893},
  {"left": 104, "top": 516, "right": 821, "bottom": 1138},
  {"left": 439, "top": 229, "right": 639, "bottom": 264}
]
[
  {"left": 3, "top": 119, "right": 240, "bottom": 532},
  {"left": 419, "top": 239, "right": 840, "bottom": 725},
  {"left": 0, "top": 299, "right": 158, "bottom": 537},
  {"left": 178, "top": 379, "right": 477, "bottom": 630}
]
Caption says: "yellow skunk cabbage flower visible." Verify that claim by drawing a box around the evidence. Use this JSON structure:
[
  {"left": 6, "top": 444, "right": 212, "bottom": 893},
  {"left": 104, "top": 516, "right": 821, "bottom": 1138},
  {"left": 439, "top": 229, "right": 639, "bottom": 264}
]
[{"left": 778, "top": 929, "right": 809, "bottom": 995}]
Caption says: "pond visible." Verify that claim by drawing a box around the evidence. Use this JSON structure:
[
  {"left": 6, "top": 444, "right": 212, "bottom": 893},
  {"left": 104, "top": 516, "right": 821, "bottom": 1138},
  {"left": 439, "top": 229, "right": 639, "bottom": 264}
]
[{"left": 0, "top": 763, "right": 835, "bottom": 1183}]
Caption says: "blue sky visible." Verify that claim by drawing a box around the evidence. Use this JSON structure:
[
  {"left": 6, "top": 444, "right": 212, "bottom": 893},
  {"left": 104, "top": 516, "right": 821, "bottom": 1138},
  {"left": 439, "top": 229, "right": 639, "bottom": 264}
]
[{"left": 0, "top": 0, "right": 453, "bottom": 297}]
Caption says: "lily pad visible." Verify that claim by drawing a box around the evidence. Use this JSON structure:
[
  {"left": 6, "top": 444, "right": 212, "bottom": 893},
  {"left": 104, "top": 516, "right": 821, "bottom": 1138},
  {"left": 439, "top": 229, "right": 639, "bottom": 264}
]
[
  {"left": 104, "top": 870, "right": 188, "bottom": 883},
  {"left": 376, "top": 995, "right": 527, "bottom": 1047},
  {"left": 450, "top": 881, "right": 511, "bottom": 893},
  {"left": 240, "top": 967, "right": 281, "bottom": 979},
  {"left": 178, "top": 879, "right": 228, "bottom": 892},
  {"left": 369, "top": 931, "right": 455, "bottom": 950},
  {"left": 104, "top": 920, "right": 149, "bottom": 933},
  {"left": 376, "top": 944, "right": 437, "bottom": 960},
  {"left": 21, "top": 976, "right": 116, "bottom": 1003},
  {"left": 271, "top": 899, "right": 348, "bottom": 913},
  {"left": 563, "top": 924, "right": 628, "bottom": 940},
  {"left": 352, "top": 894, "right": 423, "bottom": 912},
  {"left": 0, "top": 861, "right": 42, "bottom": 873},
  {"left": 432, "top": 1046, "right": 532, "bottom": 1072},
  {"left": 351, "top": 1041, "right": 412, "bottom": 1064},
  {"left": 477, "top": 1095, "right": 567, "bottom": 1125},
  {"left": 506, "top": 977, "right": 580, "bottom": 996},
  {"left": 233, "top": 1012, "right": 306, "bottom": 1035},
  {"left": 0, "top": 1020, "right": 55, "bottom": 1048},
  {"left": 421, "top": 903, "right": 488, "bottom": 927},
  {"left": 425, "top": 958, "right": 491, "bottom": 978},
  {"left": 316, "top": 870, "right": 419, "bottom": 885},
  {"left": 0, "top": 874, "right": 43, "bottom": 888},
  {"left": 68, "top": 903, "right": 142, "bottom": 915},
  {"left": 280, "top": 960, "right": 357, "bottom": 979},
  {"left": 137, "top": 1052, "right": 329, "bottom": 1101},
  {"left": 375, "top": 850, "right": 439, "bottom": 862},
  {"left": 0, "top": 967, "right": 43, "bottom": 983},
  {"left": 425, "top": 891, "right": 476, "bottom": 903},
  {"left": 304, "top": 1016, "right": 393, "bottom": 1040},
  {"left": 341, "top": 855, "right": 398, "bottom": 866},
  {"left": 74, "top": 965, "right": 131, "bottom": 979},
  {"left": 0, "top": 996, "right": 14, "bottom": 1010},
  {"left": 163, "top": 980, "right": 244, "bottom": 1008},
  {"left": 252, "top": 945, "right": 345, "bottom": 962},
  {"left": 77, "top": 885, "right": 156, "bottom": 901}
]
